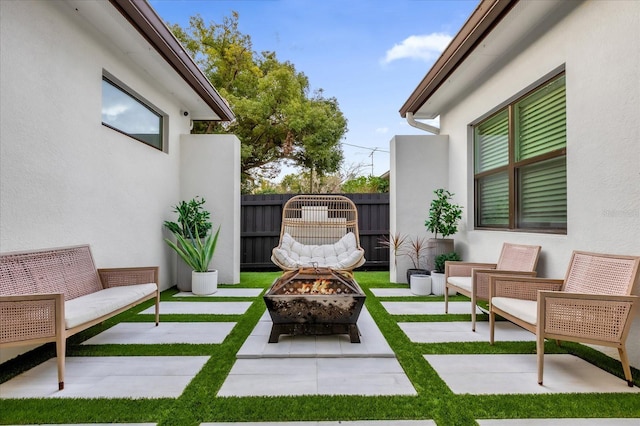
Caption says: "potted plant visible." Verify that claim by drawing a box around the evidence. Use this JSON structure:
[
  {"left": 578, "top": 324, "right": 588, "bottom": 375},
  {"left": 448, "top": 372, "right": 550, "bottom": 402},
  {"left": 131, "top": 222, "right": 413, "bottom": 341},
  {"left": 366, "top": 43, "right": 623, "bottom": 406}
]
[
  {"left": 424, "top": 188, "right": 463, "bottom": 270},
  {"left": 164, "top": 197, "right": 214, "bottom": 292},
  {"left": 403, "top": 235, "right": 431, "bottom": 284},
  {"left": 377, "top": 232, "right": 409, "bottom": 280},
  {"left": 165, "top": 223, "right": 221, "bottom": 295},
  {"left": 431, "top": 251, "right": 461, "bottom": 296}
]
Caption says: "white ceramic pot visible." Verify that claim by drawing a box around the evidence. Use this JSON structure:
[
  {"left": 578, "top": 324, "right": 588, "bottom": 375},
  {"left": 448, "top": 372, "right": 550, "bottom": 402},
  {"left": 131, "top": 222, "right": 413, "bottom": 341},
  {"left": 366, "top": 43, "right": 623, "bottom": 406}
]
[
  {"left": 431, "top": 271, "right": 456, "bottom": 296},
  {"left": 191, "top": 270, "right": 218, "bottom": 295},
  {"left": 410, "top": 274, "right": 431, "bottom": 296}
]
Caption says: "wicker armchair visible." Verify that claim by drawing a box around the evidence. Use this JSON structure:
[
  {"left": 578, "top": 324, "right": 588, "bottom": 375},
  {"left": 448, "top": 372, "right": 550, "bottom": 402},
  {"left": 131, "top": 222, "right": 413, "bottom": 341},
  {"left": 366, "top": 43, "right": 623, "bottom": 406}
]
[
  {"left": 444, "top": 243, "right": 541, "bottom": 331},
  {"left": 271, "top": 195, "right": 365, "bottom": 272},
  {"left": 489, "top": 251, "right": 640, "bottom": 386}
]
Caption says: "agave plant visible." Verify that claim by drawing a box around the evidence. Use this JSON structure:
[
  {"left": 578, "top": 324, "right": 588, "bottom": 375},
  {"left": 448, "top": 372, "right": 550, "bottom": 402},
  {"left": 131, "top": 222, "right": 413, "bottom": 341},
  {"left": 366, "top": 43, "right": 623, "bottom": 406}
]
[{"left": 164, "top": 224, "right": 220, "bottom": 272}]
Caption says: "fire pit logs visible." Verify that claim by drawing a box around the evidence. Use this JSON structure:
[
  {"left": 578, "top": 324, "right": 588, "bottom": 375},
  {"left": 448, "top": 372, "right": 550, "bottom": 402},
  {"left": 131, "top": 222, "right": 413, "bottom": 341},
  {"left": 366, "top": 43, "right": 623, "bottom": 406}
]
[{"left": 263, "top": 267, "right": 366, "bottom": 343}]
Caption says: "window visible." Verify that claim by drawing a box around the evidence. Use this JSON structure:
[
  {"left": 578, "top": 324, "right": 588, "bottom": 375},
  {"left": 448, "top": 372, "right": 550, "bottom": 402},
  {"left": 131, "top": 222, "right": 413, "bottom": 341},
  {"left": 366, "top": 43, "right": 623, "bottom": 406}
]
[
  {"left": 473, "top": 74, "right": 566, "bottom": 232},
  {"left": 101, "top": 75, "right": 165, "bottom": 150}
]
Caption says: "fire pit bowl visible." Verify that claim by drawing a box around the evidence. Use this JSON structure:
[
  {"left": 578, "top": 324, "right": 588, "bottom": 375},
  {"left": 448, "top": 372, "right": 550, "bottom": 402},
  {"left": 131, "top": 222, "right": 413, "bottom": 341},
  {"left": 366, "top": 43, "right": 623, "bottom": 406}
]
[{"left": 263, "top": 267, "right": 366, "bottom": 343}]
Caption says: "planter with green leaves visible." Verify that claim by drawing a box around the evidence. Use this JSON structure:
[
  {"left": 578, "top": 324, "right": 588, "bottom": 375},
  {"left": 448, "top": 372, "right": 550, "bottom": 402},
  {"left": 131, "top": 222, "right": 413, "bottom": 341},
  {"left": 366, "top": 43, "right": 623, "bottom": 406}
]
[
  {"left": 424, "top": 188, "right": 463, "bottom": 270},
  {"left": 165, "top": 225, "right": 221, "bottom": 295},
  {"left": 431, "top": 251, "right": 461, "bottom": 296},
  {"left": 164, "top": 197, "right": 214, "bottom": 292}
]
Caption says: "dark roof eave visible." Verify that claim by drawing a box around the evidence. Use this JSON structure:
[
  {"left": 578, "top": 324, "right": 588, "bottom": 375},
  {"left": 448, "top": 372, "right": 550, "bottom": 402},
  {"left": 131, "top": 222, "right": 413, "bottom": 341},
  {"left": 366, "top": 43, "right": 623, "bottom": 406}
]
[
  {"left": 399, "top": 0, "right": 518, "bottom": 118},
  {"left": 109, "top": 0, "right": 235, "bottom": 122}
]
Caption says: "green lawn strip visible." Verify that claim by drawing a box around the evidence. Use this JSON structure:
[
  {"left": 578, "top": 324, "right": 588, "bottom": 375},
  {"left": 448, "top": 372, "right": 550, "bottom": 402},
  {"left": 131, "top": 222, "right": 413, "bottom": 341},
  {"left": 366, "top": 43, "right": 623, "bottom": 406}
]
[{"left": 0, "top": 398, "right": 169, "bottom": 425}]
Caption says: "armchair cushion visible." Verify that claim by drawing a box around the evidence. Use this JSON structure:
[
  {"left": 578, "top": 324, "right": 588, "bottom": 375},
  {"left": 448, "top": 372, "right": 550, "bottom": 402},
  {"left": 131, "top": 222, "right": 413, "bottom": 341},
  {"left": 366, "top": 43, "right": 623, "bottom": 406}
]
[
  {"left": 447, "top": 276, "right": 471, "bottom": 292},
  {"left": 491, "top": 297, "right": 537, "bottom": 325}
]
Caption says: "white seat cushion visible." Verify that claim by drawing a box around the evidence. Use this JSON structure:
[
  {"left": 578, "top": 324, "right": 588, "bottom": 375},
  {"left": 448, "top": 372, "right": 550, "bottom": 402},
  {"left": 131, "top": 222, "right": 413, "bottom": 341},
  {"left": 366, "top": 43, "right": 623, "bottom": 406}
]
[
  {"left": 447, "top": 276, "right": 472, "bottom": 292},
  {"left": 491, "top": 297, "right": 537, "bottom": 325},
  {"left": 272, "top": 232, "right": 364, "bottom": 270},
  {"left": 65, "top": 283, "right": 157, "bottom": 329}
]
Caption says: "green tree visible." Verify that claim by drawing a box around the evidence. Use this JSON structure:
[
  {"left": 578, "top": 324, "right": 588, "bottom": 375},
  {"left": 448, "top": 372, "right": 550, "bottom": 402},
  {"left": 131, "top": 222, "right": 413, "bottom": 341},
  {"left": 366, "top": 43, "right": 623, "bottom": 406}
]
[
  {"left": 170, "top": 13, "right": 347, "bottom": 191},
  {"left": 341, "top": 175, "right": 389, "bottom": 193}
]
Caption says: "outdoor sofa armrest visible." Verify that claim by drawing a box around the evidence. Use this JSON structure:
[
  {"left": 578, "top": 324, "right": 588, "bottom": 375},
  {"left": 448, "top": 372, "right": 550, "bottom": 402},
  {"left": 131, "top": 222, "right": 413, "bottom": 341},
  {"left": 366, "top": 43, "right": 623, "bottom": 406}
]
[
  {"left": 489, "top": 275, "right": 564, "bottom": 301},
  {"left": 538, "top": 291, "right": 639, "bottom": 343},
  {"left": 0, "top": 293, "right": 65, "bottom": 345},
  {"left": 98, "top": 266, "right": 159, "bottom": 289},
  {"left": 471, "top": 269, "right": 537, "bottom": 301},
  {"left": 445, "top": 261, "right": 497, "bottom": 278}
]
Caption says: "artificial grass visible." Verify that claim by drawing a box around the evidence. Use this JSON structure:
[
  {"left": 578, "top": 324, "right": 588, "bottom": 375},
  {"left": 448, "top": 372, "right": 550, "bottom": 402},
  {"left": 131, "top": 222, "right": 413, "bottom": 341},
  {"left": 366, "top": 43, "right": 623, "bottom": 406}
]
[{"left": 1, "top": 271, "right": 639, "bottom": 425}]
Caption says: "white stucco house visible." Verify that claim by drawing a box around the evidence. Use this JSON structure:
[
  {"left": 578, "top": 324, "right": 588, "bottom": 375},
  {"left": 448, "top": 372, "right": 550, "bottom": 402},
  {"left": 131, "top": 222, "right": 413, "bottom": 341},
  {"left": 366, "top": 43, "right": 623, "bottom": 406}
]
[
  {"left": 0, "top": 0, "right": 242, "bottom": 361},
  {"left": 390, "top": 0, "right": 640, "bottom": 366}
]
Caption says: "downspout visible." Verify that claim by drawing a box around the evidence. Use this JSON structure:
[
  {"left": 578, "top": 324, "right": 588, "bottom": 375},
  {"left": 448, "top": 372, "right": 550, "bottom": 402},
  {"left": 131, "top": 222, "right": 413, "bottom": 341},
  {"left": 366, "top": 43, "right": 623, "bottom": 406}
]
[{"left": 406, "top": 112, "right": 440, "bottom": 134}]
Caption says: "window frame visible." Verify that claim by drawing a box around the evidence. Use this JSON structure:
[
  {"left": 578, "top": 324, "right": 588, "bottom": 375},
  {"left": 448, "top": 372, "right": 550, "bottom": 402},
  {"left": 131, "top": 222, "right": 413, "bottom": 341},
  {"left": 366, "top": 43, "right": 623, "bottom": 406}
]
[
  {"left": 101, "top": 72, "right": 168, "bottom": 151},
  {"left": 472, "top": 72, "right": 567, "bottom": 234}
]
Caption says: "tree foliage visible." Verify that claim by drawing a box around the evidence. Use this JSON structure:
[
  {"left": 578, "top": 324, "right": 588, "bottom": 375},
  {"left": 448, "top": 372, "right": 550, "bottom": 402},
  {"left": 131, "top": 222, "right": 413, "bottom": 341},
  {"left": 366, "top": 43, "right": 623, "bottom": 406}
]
[{"left": 169, "top": 13, "right": 347, "bottom": 191}]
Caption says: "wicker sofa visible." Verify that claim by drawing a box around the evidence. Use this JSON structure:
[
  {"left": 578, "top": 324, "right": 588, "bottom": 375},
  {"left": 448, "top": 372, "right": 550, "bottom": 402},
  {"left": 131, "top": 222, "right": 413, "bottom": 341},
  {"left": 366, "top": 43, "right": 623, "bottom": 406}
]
[{"left": 0, "top": 245, "right": 159, "bottom": 390}]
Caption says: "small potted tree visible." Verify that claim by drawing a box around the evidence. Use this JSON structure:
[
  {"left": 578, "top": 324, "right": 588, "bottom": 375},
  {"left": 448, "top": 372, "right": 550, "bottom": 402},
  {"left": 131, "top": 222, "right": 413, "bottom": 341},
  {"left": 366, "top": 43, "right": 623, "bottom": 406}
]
[
  {"left": 431, "top": 251, "right": 461, "bottom": 296},
  {"left": 424, "top": 188, "right": 463, "bottom": 270}
]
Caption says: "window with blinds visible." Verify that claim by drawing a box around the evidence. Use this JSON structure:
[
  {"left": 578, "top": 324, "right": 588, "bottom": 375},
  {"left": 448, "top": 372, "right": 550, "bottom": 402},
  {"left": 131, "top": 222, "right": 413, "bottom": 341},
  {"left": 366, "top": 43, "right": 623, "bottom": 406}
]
[{"left": 473, "top": 74, "right": 567, "bottom": 232}]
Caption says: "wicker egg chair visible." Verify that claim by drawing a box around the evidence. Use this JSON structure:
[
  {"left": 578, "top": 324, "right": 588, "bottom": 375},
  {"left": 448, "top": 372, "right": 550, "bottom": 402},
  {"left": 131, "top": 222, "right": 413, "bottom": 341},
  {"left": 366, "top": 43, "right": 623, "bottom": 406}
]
[{"left": 271, "top": 195, "right": 365, "bottom": 272}]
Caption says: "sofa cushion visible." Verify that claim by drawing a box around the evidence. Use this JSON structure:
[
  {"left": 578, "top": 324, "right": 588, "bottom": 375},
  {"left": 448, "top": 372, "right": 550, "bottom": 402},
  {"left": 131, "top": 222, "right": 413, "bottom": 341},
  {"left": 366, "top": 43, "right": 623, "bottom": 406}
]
[
  {"left": 272, "top": 232, "right": 364, "bottom": 270},
  {"left": 491, "top": 297, "right": 537, "bottom": 325},
  {"left": 65, "top": 283, "right": 157, "bottom": 329},
  {"left": 447, "top": 276, "right": 472, "bottom": 292}
]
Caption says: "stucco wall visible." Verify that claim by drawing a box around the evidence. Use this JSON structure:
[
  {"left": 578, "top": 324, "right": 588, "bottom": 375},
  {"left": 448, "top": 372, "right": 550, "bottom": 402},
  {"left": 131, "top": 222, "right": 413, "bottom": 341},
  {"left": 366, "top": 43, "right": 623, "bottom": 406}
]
[
  {"left": 390, "top": 135, "right": 449, "bottom": 282},
  {"left": 179, "top": 134, "right": 241, "bottom": 285},
  {"left": 0, "top": 1, "right": 238, "bottom": 361},
  {"left": 439, "top": 0, "right": 640, "bottom": 278},
  {"left": 434, "top": 0, "right": 640, "bottom": 366}
]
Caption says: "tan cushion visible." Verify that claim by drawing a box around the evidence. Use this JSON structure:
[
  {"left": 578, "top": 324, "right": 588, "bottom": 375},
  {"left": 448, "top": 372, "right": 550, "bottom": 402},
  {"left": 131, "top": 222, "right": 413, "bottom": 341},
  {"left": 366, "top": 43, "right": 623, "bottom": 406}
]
[
  {"left": 447, "top": 276, "right": 472, "bottom": 292},
  {"left": 65, "top": 283, "right": 157, "bottom": 329},
  {"left": 492, "top": 297, "right": 537, "bottom": 325}
]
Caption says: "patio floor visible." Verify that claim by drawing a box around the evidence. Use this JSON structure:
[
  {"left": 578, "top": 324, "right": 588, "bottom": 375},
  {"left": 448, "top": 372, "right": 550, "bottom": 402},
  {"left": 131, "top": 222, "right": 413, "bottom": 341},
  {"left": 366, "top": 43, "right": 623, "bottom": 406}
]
[{"left": 0, "top": 281, "right": 638, "bottom": 424}]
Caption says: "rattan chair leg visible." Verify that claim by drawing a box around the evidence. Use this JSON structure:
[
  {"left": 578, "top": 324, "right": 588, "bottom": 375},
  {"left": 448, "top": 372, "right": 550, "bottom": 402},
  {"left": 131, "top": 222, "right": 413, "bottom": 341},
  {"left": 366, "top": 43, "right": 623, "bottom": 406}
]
[
  {"left": 56, "top": 337, "right": 66, "bottom": 390},
  {"left": 444, "top": 286, "right": 449, "bottom": 313},
  {"left": 471, "top": 293, "right": 477, "bottom": 332},
  {"left": 537, "top": 329, "right": 545, "bottom": 385},
  {"left": 155, "top": 293, "right": 160, "bottom": 326},
  {"left": 489, "top": 310, "right": 495, "bottom": 345},
  {"left": 618, "top": 346, "right": 634, "bottom": 387}
]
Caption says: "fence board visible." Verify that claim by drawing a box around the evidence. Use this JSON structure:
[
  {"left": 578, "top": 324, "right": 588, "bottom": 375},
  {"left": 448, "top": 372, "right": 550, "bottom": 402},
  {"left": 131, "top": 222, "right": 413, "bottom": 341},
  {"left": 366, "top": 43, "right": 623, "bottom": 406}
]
[{"left": 241, "top": 193, "right": 389, "bottom": 271}]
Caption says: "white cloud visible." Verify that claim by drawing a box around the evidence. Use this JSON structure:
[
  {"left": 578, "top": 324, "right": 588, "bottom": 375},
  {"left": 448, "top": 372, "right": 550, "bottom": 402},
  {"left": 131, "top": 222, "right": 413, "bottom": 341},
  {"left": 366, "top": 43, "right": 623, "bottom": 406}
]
[
  {"left": 375, "top": 127, "right": 389, "bottom": 134},
  {"left": 382, "top": 33, "right": 452, "bottom": 64}
]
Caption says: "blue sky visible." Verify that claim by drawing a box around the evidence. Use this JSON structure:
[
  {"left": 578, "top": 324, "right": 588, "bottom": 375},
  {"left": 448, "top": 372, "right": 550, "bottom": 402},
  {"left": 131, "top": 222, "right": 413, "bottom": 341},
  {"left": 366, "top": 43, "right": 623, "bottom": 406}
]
[{"left": 149, "top": 0, "right": 478, "bottom": 177}]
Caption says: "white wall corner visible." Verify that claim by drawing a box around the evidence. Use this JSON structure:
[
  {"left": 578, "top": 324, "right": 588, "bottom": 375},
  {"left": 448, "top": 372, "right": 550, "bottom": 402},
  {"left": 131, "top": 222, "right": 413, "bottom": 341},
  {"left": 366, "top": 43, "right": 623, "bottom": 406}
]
[
  {"left": 179, "top": 134, "right": 241, "bottom": 284},
  {"left": 389, "top": 134, "right": 449, "bottom": 283}
]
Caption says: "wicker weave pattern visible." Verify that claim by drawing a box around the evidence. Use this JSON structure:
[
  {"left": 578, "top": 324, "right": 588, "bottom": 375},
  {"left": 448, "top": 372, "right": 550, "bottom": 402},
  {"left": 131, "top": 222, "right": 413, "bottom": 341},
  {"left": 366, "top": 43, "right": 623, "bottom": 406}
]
[
  {"left": 280, "top": 195, "right": 359, "bottom": 246},
  {"left": 0, "top": 297, "right": 57, "bottom": 343},
  {"left": 543, "top": 294, "right": 633, "bottom": 342},
  {"left": 497, "top": 243, "right": 542, "bottom": 271},
  {"left": 564, "top": 252, "right": 637, "bottom": 295},
  {"left": 492, "top": 277, "right": 563, "bottom": 301},
  {"left": 0, "top": 245, "right": 102, "bottom": 301},
  {"left": 273, "top": 195, "right": 365, "bottom": 271},
  {"left": 99, "top": 267, "right": 158, "bottom": 288}
]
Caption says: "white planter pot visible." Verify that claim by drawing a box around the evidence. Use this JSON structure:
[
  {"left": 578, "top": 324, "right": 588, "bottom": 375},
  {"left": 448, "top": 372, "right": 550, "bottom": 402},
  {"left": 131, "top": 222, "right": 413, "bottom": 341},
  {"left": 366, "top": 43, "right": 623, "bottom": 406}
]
[
  {"left": 431, "top": 271, "right": 455, "bottom": 296},
  {"left": 410, "top": 274, "right": 431, "bottom": 296},
  {"left": 191, "top": 270, "right": 218, "bottom": 295}
]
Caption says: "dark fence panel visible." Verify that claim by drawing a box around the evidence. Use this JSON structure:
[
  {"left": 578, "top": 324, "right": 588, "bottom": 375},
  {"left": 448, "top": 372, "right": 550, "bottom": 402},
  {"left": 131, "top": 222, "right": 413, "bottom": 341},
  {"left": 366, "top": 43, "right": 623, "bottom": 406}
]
[{"left": 241, "top": 193, "right": 389, "bottom": 271}]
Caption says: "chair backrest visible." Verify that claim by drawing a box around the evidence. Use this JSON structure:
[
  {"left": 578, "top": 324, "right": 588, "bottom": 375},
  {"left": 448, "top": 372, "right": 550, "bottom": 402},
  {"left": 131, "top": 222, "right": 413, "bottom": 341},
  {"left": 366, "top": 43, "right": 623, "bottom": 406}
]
[
  {"left": 496, "top": 243, "right": 541, "bottom": 272},
  {"left": 563, "top": 251, "right": 640, "bottom": 295},
  {"left": 0, "top": 245, "right": 103, "bottom": 300},
  {"left": 279, "top": 195, "right": 360, "bottom": 246}
]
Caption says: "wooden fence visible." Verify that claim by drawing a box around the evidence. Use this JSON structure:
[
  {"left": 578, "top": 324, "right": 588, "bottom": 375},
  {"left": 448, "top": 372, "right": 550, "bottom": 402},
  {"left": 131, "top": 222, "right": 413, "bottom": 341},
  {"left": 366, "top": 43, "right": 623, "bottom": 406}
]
[{"left": 241, "top": 193, "right": 390, "bottom": 271}]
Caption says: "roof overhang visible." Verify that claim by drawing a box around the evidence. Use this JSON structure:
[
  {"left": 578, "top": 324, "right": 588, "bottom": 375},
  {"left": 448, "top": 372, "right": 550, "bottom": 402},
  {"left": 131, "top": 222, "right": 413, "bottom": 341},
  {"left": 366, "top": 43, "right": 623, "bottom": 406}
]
[
  {"left": 65, "top": 0, "right": 234, "bottom": 121},
  {"left": 400, "top": 0, "right": 575, "bottom": 120}
]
